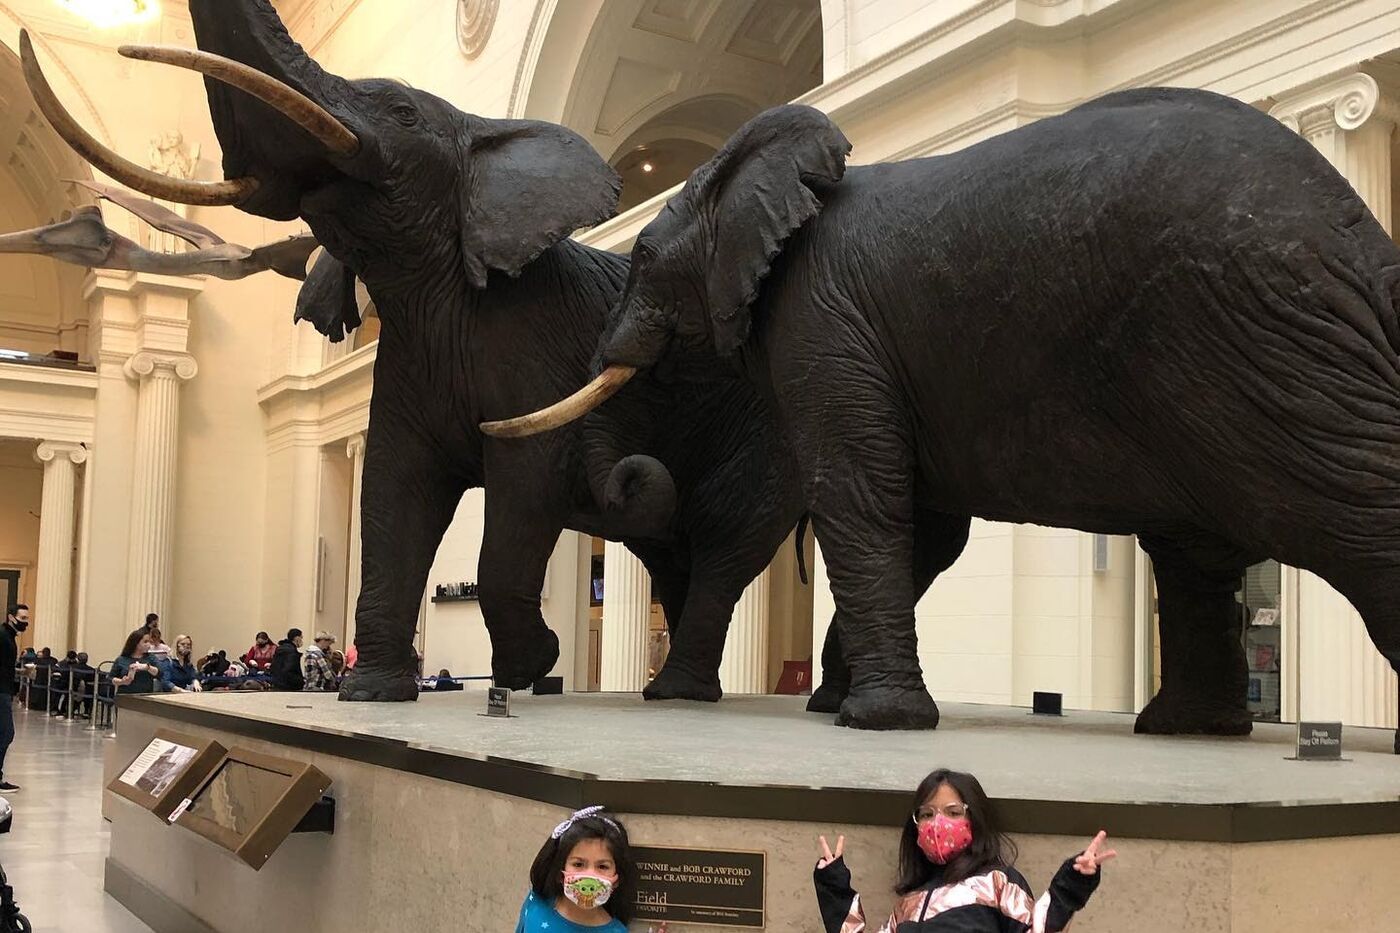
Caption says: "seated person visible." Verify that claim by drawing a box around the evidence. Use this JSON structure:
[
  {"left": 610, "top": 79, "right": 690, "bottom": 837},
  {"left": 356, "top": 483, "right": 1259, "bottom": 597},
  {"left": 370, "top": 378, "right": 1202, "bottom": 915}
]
[
  {"left": 242, "top": 631, "right": 276, "bottom": 672},
  {"left": 167, "top": 635, "right": 203, "bottom": 693},
  {"left": 200, "top": 650, "right": 230, "bottom": 678},
  {"left": 68, "top": 652, "right": 96, "bottom": 717},
  {"left": 303, "top": 632, "right": 337, "bottom": 692},
  {"left": 111, "top": 630, "right": 171, "bottom": 694},
  {"left": 434, "top": 668, "right": 464, "bottom": 692}
]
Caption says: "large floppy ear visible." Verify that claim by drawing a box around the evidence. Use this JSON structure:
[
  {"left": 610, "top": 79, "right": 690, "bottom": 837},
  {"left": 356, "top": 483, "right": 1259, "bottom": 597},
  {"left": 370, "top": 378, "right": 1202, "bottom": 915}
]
[
  {"left": 296, "top": 249, "right": 362, "bottom": 342},
  {"left": 457, "top": 117, "right": 621, "bottom": 288},
  {"left": 688, "top": 105, "right": 849, "bottom": 355}
]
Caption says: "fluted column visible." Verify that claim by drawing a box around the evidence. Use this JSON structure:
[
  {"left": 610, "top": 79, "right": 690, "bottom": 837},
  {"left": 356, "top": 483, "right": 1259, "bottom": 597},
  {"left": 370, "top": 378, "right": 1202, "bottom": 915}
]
[
  {"left": 344, "top": 433, "right": 366, "bottom": 644},
  {"left": 1271, "top": 73, "right": 1398, "bottom": 233},
  {"left": 122, "top": 351, "right": 197, "bottom": 627},
  {"left": 33, "top": 441, "right": 86, "bottom": 653},
  {"left": 600, "top": 542, "right": 650, "bottom": 691},
  {"left": 720, "top": 569, "right": 770, "bottom": 694}
]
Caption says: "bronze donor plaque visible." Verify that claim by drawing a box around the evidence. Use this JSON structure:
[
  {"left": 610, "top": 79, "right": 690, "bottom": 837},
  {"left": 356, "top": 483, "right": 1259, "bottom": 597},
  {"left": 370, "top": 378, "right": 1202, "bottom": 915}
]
[{"left": 633, "top": 845, "right": 765, "bottom": 929}]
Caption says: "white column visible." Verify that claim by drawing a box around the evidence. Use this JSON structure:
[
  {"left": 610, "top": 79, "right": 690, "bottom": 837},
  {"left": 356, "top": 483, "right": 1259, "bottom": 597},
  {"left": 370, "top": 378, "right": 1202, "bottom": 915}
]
[
  {"left": 122, "top": 351, "right": 197, "bottom": 627},
  {"left": 73, "top": 444, "right": 95, "bottom": 652},
  {"left": 33, "top": 441, "right": 86, "bottom": 653},
  {"left": 720, "top": 569, "right": 770, "bottom": 694},
  {"left": 1271, "top": 73, "right": 1397, "bottom": 233},
  {"left": 1271, "top": 73, "right": 1400, "bottom": 729},
  {"left": 344, "top": 433, "right": 366, "bottom": 645},
  {"left": 599, "top": 542, "right": 650, "bottom": 691}
]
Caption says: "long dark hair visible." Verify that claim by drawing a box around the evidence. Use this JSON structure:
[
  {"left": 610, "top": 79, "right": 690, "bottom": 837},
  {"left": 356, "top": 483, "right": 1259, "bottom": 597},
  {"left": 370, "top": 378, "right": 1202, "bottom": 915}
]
[
  {"left": 529, "top": 810, "right": 636, "bottom": 922},
  {"left": 118, "top": 628, "right": 147, "bottom": 661},
  {"left": 896, "top": 769, "right": 1018, "bottom": 894}
]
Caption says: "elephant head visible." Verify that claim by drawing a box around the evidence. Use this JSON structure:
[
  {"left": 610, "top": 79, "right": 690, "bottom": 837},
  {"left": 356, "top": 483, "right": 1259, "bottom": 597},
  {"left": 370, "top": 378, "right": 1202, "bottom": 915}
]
[
  {"left": 481, "top": 105, "right": 849, "bottom": 518},
  {"left": 21, "top": 0, "right": 620, "bottom": 321}
]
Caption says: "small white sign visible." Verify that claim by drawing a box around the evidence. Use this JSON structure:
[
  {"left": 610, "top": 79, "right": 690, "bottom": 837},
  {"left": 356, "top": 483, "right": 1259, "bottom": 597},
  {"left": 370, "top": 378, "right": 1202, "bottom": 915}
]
[{"left": 167, "top": 797, "right": 193, "bottom": 824}]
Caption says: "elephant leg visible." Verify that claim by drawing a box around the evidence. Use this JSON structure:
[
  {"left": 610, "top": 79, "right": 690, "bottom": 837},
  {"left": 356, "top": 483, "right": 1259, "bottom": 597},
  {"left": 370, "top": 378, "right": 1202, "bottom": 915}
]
[
  {"left": 642, "top": 558, "right": 748, "bottom": 703},
  {"left": 341, "top": 425, "right": 466, "bottom": 702},
  {"left": 807, "top": 510, "right": 970, "bottom": 714},
  {"left": 477, "top": 471, "right": 567, "bottom": 691},
  {"left": 1135, "top": 533, "right": 1256, "bottom": 736}
]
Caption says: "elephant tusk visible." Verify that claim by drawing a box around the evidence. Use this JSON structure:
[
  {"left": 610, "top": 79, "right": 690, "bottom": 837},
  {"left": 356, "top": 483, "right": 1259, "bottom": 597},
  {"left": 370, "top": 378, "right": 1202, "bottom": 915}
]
[
  {"left": 19, "top": 31, "right": 258, "bottom": 207},
  {"left": 118, "top": 44, "right": 360, "bottom": 158},
  {"left": 480, "top": 365, "right": 638, "bottom": 438}
]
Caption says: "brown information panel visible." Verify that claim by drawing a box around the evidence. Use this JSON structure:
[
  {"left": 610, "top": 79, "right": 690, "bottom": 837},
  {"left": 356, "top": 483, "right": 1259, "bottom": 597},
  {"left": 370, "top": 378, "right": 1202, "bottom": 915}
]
[
  {"left": 106, "top": 729, "right": 226, "bottom": 821},
  {"left": 633, "top": 845, "right": 765, "bottom": 929}
]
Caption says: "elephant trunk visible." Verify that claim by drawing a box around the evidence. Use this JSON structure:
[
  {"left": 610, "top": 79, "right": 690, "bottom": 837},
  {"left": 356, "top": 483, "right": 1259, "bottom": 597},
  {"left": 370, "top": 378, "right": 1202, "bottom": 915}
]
[{"left": 593, "top": 454, "right": 677, "bottom": 540}]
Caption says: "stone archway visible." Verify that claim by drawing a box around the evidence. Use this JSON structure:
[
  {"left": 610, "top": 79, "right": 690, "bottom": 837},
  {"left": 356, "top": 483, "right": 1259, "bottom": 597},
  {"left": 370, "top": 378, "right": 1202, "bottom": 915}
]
[{"left": 514, "top": 0, "right": 825, "bottom": 211}]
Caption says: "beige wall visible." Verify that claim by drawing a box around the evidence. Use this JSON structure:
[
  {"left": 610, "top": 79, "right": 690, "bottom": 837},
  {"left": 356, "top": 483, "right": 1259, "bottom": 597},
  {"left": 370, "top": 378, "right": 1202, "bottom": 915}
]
[{"left": 0, "top": 440, "right": 41, "bottom": 638}]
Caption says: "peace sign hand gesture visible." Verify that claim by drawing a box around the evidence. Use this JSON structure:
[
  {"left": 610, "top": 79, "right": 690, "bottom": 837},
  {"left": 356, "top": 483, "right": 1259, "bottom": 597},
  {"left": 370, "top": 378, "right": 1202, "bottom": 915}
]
[
  {"left": 817, "top": 834, "right": 846, "bottom": 869},
  {"left": 1072, "top": 831, "right": 1117, "bottom": 876}
]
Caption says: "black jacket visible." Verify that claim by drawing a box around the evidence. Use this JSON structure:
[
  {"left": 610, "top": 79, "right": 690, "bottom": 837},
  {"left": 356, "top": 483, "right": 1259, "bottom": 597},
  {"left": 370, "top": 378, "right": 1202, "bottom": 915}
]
[
  {"left": 269, "top": 640, "right": 304, "bottom": 691},
  {"left": 0, "top": 624, "right": 16, "bottom": 696}
]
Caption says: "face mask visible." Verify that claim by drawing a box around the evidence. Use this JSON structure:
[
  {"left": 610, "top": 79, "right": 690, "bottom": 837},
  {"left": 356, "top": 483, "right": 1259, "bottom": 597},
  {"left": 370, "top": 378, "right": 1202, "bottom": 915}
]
[
  {"left": 9, "top": 619, "right": 27, "bottom": 633},
  {"left": 562, "top": 871, "right": 614, "bottom": 910},
  {"left": 917, "top": 813, "right": 973, "bottom": 864}
]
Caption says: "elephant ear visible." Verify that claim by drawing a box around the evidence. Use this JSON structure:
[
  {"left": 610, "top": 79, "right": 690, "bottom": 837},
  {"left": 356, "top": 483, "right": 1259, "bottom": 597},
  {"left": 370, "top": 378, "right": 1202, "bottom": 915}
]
[
  {"left": 458, "top": 117, "right": 622, "bottom": 288},
  {"left": 689, "top": 105, "right": 850, "bottom": 355},
  {"left": 296, "top": 248, "right": 362, "bottom": 343}
]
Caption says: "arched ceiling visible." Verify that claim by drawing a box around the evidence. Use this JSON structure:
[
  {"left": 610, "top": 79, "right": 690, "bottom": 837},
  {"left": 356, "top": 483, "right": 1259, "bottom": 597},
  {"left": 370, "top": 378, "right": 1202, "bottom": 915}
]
[{"left": 565, "top": 0, "right": 821, "bottom": 161}]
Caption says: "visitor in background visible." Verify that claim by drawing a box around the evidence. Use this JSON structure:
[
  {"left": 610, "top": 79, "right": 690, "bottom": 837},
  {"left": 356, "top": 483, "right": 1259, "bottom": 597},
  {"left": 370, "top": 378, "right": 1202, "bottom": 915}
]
[
  {"left": 243, "top": 631, "right": 276, "bottom": 672},
  {"left": 17, "top": 646, "right": 34, "bottom": 665},
  {"left": 328, "top": 649, "right": 346, "bottom": 680},
  {"left": 344, "top": 642, "right": 358, "bottom": 669},
  {"left": 270, "top": 629, "right": 305, "bottom": 691},
  {"left": 303, "top": 631, "right": 336, "bottom": 691},
  {"left": 168, "top": 635, "right": 203, "bottom": 693},
  {"left": 201, "top": 650, "right": 230, "bottom": 678},
  {"left": 519, "top": 806, "right": 634, "bottom": 932},
  {"left": 813, "top": 769, "right": 1113, "bottom": 932},
  {"left": 142, "top": 612, "right": 159, "bottom": 631},
  {"left": 112, "top": 629, "right": 169, "bottom": 694},
  {"left": 28, "top": 647, "right": 57, "bottom": 711},
  {"left": 0, "top": 604, "right": 30, "bottom": 793},
  {"left": 51, "top": 651, "right": 78, "bottom": 717},
  {"left": 69, "top": 652, "right": 96, "bottom": 718},
  {"left": 434, "top": 669, "right": 463, "bottom": 692}
]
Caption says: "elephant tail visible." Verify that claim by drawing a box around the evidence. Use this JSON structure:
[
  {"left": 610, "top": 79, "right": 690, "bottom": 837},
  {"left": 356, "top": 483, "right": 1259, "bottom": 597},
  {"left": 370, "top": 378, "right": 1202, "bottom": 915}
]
[{"left": 795, "top": 514, "right": 811, "bottom": 585}]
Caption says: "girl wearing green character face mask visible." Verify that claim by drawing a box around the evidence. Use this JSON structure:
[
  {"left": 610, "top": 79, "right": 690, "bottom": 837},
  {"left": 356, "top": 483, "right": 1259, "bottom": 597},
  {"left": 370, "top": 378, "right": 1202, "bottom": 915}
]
[{"left": 518, "top": 806, "right": 635, "bottom": 932}]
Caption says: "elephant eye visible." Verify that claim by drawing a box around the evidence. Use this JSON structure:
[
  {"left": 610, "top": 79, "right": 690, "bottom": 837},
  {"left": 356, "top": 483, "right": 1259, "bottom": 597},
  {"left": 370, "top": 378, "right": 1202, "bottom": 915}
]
[{"left": 390, "top": 103, "right": 417, "bottom": 127}]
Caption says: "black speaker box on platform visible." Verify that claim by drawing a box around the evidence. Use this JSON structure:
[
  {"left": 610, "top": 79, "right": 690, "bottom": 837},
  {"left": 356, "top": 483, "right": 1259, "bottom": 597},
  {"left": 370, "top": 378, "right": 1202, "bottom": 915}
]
[{"left": 532, "top": 676, "right": 563, "bottom": 695}]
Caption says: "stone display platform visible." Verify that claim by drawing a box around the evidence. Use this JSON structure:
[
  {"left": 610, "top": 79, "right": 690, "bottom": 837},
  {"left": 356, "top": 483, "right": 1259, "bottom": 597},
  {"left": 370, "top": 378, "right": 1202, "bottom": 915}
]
[{"left": 103, "top": 693, "right": 1400, "bottom": 932}]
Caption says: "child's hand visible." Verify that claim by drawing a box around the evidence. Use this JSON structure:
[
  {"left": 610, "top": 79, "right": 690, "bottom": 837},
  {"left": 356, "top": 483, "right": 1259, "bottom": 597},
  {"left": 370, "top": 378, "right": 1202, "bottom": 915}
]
[
  {"left": 817, "top": 834, "right": 845, "bottom": 869},
  {"left": 1073, "top": 831, "right": 1117, "bottom": 875}
]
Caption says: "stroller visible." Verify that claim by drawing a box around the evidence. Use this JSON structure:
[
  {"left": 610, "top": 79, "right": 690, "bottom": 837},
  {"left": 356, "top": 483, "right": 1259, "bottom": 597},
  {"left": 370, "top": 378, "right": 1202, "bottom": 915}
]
[{"left": 0, "top": 798, "right": 31, "bottom": 932}]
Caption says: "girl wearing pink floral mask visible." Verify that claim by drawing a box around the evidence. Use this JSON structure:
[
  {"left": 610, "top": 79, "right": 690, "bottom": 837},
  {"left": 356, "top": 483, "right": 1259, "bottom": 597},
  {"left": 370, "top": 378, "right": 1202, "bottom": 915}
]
[
  {"left": 813, "top": 769, "right": 1114, "bottom": 932},
  {"left": 518, "top": 806, "right": 634, "bottom": 932}
]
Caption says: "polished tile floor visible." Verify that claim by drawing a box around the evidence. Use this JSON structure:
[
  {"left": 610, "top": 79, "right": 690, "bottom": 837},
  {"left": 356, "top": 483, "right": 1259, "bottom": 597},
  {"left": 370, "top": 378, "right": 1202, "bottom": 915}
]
[{"left": 1, "top": 705, "right": 152, "bottom": 932}]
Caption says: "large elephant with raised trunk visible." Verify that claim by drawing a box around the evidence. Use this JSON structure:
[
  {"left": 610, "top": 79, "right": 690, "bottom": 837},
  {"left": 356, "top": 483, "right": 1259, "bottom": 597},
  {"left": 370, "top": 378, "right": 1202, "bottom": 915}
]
[
  {"left": 506, "top": 92, "right": 1400, "bottom": 748},
  {"left": 16, "top": 0, "right": 811, "bottom": 701}
]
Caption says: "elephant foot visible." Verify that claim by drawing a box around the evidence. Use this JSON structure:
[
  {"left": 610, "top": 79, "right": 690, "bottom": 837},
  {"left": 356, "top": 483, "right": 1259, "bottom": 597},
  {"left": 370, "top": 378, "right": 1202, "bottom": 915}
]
[
  {"left": 492, "top": 628, "right": 560, "bottom": 690},
  {"left": 643, "top": 663, "right": 722, "bottom": 702},
  {"left": 1134, "top": 690, "right": 1252, "bottom": 737},
  {"left": 836, "top": 684, "right": 940, "bottom": 730},
  {"left": 806, "top": 681, "right": 848, "bottom": 714},
  {"left": 338, "top": 666, "right": 419, "bottom": 702}
]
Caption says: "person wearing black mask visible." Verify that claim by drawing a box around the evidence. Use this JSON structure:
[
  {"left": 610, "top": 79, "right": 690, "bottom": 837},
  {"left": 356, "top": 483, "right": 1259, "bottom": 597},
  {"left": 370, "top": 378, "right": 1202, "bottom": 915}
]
[
  {"left": 1, "top": 605, "right": 30, "bottom": 793},
  {"left": 269, "top": 629, "right": 305, "bottom": 691}
]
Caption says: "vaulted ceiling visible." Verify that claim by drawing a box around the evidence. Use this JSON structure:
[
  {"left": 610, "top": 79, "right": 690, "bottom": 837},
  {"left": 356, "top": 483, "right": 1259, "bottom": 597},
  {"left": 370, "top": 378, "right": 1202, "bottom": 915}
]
[{"left": 565, "top": 0, "right": 823, "bottom": 210}]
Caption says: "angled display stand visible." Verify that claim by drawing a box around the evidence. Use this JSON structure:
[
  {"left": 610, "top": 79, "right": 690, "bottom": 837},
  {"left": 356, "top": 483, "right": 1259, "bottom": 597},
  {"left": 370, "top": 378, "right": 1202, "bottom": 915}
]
[
  {"left": 169, "top": 746, "right": 331, "bottom": 870},
  {"left": 107, "top": 729, "right": 227, "bottom": 822}
]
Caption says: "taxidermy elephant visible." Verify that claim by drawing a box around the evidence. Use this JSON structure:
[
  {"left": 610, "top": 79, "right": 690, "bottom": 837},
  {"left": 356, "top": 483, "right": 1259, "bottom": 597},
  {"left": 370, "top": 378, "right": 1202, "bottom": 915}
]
[
  {"left": 18, "top": 0, "right": 809, "bottom": 701},
  {"left": 508, "top": 90, "right": 1400, "bottom": 748}
]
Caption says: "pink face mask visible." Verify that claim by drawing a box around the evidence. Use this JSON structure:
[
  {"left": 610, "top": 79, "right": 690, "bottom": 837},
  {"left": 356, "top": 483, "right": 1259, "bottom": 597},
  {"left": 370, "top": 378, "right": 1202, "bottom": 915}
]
[{"left": 917, "top": 813, "right": 973, "bottom": 864}]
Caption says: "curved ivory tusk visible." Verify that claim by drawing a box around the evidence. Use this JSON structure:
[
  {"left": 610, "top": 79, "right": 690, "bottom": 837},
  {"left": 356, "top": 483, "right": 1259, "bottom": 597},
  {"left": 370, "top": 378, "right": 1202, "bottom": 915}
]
[
  {"left": 119, "top": 45, "right": 359, "bottom": 157},
  {"left": 19, "top": 31, "right": 257, "bottom": 207},
  {"left": 480, "top": 365, "right": 638, "bottom": 438}
]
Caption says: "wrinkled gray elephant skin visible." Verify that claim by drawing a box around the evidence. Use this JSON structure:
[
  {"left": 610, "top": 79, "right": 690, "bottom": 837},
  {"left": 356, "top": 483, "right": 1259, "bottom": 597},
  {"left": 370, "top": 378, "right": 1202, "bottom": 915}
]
[{"left": 579, "top": 91, "right": 1400, "bottom": 743}]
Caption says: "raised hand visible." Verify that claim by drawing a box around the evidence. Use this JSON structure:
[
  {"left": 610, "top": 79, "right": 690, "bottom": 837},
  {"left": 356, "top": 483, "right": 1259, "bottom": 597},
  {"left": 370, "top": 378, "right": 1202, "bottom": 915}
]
[
  {"left": 1073, "top": 831, "right": 1117, "bottom": 876},
  {"left": 817, "top": 834, "right": 846, "bottom": 869}
]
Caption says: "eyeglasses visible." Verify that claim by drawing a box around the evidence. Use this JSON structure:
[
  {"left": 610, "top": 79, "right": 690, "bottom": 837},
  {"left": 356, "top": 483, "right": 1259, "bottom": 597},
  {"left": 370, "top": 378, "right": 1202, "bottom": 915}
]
[{"left": 912, "top": 804, "right": 969, "bottom": 823}]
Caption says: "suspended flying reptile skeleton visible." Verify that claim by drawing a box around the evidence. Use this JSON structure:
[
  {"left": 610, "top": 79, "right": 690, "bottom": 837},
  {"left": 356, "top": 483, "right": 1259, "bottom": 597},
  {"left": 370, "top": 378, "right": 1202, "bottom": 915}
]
[{"left": 0, "top": 31, "right": 377, "bottom": 331}]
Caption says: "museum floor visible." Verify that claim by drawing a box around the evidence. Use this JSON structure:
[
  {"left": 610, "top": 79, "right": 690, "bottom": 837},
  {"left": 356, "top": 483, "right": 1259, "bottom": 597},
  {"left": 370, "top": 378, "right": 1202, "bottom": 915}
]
[{"left": 1, "top": 710, "right": 151, "bottom": 933}]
